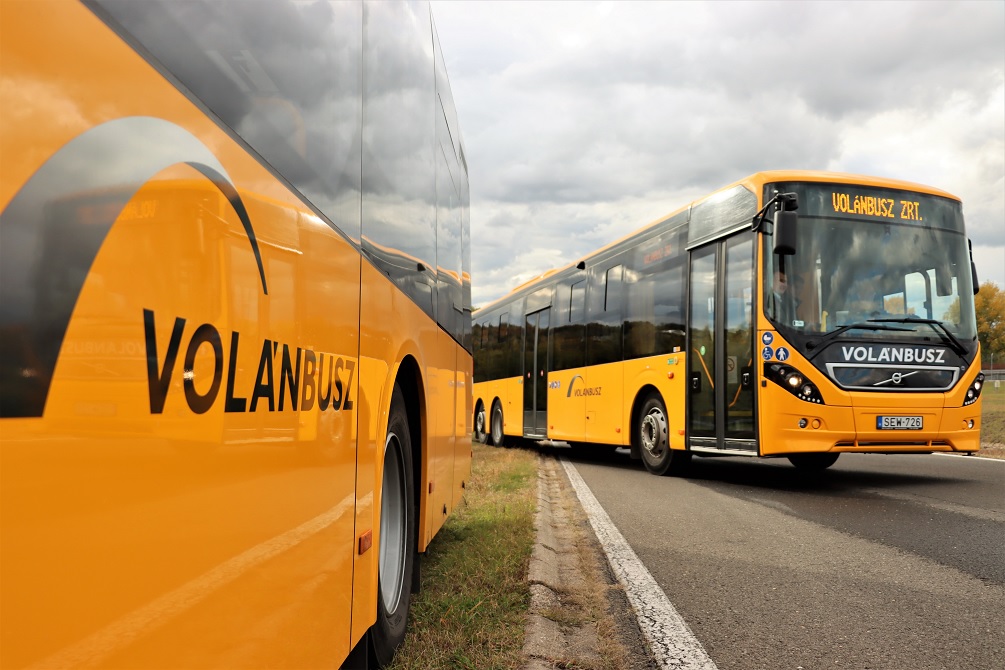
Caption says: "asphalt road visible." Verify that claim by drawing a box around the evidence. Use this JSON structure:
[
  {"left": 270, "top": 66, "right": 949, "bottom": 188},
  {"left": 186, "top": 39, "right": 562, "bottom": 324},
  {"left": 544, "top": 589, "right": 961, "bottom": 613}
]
[{"left": 549, "top": 447, "right": 1005, "bottom": 670}]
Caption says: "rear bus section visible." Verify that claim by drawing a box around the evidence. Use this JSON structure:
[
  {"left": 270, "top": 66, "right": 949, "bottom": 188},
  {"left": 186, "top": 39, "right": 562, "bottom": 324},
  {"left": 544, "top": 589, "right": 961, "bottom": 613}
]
[{"left": 0, "top": 1, "right": 470, "bottom": 667}]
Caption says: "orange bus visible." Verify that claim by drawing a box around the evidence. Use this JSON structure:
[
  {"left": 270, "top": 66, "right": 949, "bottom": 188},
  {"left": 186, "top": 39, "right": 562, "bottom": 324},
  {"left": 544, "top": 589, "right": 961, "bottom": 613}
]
[
  {"left": 0, "top": 1, "right": 471, "bottom": 667},
  {"left": 472, "top": 171, "right": 984, "bottom": 474}
]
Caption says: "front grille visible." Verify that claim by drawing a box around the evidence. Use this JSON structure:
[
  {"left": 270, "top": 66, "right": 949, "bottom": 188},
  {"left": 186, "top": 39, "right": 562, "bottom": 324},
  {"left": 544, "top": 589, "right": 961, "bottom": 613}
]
[{"left": 825, "top": 363, "right": 958, "bottom": 391}]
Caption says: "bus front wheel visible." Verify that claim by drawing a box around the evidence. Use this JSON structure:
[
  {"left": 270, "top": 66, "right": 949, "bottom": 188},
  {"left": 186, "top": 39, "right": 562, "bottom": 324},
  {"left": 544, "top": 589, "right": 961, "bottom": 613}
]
[
  {"left": 787, "top": 453, "right": 840, "bottom": 470},
  {"left": 369, "top": 384, "right": 416, "bottom": 666},
  {"left": 490, "top": 401, "right": 505, "bottom": 447},
  {"left": 638, "top": 393, "right": 690, "bottom": 476}
]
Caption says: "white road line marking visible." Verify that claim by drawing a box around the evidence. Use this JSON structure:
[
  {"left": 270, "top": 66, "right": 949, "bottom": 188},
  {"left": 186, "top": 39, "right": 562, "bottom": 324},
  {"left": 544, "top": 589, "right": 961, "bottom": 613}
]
[
  {"left": 559, "top": 457, "right": 718, "bottom": 670},
  {"left": 934, "top": 452, "right": 1005, "bottom": 463}
]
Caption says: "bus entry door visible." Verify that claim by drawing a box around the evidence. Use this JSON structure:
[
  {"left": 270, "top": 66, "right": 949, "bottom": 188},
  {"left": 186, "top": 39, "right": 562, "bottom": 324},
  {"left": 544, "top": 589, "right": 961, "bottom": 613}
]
[
  {"left": 687, "top": 233, "right": 757, "bottom": 453},
  {"left": 523, "top": 307, "right": 550, "bottom": 438}
]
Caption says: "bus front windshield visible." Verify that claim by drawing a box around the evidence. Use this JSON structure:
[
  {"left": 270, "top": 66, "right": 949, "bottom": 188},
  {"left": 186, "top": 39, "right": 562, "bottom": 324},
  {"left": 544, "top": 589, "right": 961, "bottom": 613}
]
[{"left": 763, "top": 183, "right": 978, "bottom": 358}]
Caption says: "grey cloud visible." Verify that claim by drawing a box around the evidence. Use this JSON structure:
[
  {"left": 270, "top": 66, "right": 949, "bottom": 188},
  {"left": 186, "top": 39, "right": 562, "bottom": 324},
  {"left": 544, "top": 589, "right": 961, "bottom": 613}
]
[{"left": 433, "top": 0, "right": 1005, "bottom": 297}]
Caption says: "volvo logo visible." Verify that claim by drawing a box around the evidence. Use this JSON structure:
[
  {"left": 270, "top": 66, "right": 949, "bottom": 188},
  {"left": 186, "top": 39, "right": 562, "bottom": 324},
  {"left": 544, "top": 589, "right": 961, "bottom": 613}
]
[{"left": 874, "top": 370, "right": 919, "bottom": 387}]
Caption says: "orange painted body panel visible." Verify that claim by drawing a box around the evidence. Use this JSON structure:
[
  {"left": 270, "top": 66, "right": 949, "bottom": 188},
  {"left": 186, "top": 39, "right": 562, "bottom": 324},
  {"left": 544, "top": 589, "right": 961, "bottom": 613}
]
[
  {"left": 355, "top": 262, "right": 471, "bottom": 643},
  {"left": 472, "top": 377, "right": 522, "bottom": 438},
  {"left": 0, "top": 1, "right": 471, "bottom": 667},
  {"left": 757, "top": 326, "right": 982, "bottom": 456}
]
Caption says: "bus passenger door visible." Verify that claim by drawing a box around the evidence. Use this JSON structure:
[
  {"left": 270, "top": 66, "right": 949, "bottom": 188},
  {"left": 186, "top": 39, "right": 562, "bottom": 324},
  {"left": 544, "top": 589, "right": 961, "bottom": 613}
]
[
  {"left": 523, "top": 308, "right": 550, "bottom": 438},
  {"left": 687, "top": 233, "right": 757, "bottom": 453}
]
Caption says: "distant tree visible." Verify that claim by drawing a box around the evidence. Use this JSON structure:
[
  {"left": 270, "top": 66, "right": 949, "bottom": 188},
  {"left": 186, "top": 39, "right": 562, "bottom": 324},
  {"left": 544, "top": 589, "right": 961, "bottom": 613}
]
[
  {"left": 975, "top": 281, "right": 1005, "bottom": 368},
  {"left": 942, "top": 297, "right": 960, "bottom": 322}
]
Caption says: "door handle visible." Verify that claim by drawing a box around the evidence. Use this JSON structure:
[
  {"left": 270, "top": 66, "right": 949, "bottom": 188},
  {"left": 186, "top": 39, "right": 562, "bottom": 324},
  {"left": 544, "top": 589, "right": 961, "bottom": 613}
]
[{"left": 690, "top": 372, "right": 701, "bottom": 393}]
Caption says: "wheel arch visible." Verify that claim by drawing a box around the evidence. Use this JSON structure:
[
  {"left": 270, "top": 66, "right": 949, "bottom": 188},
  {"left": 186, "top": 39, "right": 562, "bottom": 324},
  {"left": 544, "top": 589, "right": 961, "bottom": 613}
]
[{"left": 393, "top": 355, "right": 424, "bottom": 540}]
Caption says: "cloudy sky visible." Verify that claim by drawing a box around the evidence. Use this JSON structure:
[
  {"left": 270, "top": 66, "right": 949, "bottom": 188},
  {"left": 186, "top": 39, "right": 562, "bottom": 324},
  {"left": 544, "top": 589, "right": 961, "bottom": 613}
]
[{"left": 431, "top": 0, "right": 1005, "bottom": 308}]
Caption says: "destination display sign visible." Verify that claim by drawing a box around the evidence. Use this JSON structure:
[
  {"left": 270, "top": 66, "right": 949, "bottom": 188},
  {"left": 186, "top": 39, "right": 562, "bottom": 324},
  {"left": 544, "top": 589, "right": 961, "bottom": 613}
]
[
  {"left": 829, "top": 191, "right": 922, "bottom": 221},
  {"left": 767, "top": 182, "right": 965, "bottom": 233}
]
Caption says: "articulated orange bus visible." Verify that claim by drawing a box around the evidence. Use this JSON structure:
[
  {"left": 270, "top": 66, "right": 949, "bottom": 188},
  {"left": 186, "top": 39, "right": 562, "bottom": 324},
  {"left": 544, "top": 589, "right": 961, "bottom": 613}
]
[
  {"left": 472, "top": 171, "right": 984, "bottom": 474},
  {"left": 1, "top": 1, "right": 470, "bottom": 667}
]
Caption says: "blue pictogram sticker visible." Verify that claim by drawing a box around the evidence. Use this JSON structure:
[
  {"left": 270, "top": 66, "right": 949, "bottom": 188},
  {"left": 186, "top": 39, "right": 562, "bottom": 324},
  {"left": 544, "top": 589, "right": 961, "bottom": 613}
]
[
  {"left": 761, "top": 345, "right": 773, "bottom": 361},
  {"left": 776, "top": 346, "right": 790, "bottom": 362},
  {"left": 761, "top": 332, "right": 774, "bottom": 346}
]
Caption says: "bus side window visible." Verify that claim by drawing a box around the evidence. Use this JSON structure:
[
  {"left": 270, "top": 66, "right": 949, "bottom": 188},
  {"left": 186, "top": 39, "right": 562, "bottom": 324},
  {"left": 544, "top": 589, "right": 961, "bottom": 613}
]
[
  {"left": 556, "top": 280, "right": 586, "bottom": 370},
  {"left": 587, "top": 264, "right": 623, "bottom": 366}
]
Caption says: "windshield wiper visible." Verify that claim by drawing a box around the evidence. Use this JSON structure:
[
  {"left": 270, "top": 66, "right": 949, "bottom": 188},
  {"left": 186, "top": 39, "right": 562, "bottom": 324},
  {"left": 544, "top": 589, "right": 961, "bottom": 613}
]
[
  {"left": 805, "top": 322, "right": 913, "bottom": 356},
  {"left": 866, "top": 316, "right": 968, "bottom": 356}
]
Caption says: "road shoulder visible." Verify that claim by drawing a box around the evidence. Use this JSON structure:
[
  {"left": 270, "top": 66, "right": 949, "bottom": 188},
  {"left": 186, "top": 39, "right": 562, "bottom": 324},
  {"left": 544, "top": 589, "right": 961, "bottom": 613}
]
[{"left": 523, "top": 455, "right": 658, "bottom": 670}]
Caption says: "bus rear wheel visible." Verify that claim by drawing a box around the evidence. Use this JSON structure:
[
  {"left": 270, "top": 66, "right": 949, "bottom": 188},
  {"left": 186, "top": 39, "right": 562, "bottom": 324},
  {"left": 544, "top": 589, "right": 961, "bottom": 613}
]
[
  {"left": 638, "top": 393, "right": 690, "bottom": 476},
  {"left": 787, "top": 453, "right": 840, "bottom": 470},
  {"left": 490, "top": 401, "right": 505, "bottom": 447},
  {"left": 369, "top": 384, "right": 416, "bottom": 666},
  {"left": 473, "top": 402, "right": 488, "bottom": 444}
]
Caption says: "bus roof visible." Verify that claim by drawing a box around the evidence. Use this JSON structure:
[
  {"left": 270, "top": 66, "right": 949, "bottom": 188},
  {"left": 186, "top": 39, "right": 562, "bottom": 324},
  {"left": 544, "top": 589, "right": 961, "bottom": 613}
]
[{"left": 475, "top": 170, "right": 962, "bottom": 314}]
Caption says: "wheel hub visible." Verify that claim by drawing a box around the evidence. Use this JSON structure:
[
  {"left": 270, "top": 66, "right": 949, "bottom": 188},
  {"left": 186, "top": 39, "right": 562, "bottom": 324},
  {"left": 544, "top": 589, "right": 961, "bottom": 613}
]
[
  {"left": 380, "top": 433, "right": 407, "bottom": 613},
  {"left": 641, "top": 409, "right": 667, "bottom": 458}
]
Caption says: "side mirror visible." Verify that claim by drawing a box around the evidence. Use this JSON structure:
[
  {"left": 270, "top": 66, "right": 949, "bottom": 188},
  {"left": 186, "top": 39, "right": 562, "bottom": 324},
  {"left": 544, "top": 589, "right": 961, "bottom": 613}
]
[
  {"left": 969, "top": 239, "right": 980, "bottom": 295},
  {"left": 773, "top": 209, "right": 798, "bottom": 256}
]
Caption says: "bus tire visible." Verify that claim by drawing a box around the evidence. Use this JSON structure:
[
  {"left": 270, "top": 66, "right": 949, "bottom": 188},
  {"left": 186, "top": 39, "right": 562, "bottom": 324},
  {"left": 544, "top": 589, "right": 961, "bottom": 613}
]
[
  {"left": 638, "top": 393, "right": 690, "bottom": 476},
  {"left": 473, "top": 401, "right": 488, "bottom": 444},
  {"left": 787, "top": 453, "right": 840, "bottom": 470},
  {"left": 369, "top": 384, "right": 416, "bottom": 667},
  {"left": 490, "top": 401, "right": 506, "bottom": 447}
]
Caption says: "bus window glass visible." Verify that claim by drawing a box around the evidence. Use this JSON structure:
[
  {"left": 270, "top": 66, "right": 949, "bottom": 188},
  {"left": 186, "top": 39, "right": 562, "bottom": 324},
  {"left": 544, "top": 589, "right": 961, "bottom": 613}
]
[
  {"left": 587, "top": 264, "right": 623, "bottom": 366},
  {"left": 763, "top": 183, "right": 977, "bottom": 356},
  {"left": 93, "top": 0, "right": 364, "bottom": 241},
  {"left": 554, "top": 280, "right": 586, "bottom": 371},
  {"left": 625, "top": 228, "right": 685, "bottom": 360}
]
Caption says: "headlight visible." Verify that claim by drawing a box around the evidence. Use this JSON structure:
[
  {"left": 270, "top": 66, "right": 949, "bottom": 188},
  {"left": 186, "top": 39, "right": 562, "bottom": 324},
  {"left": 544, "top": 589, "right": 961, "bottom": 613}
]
[
  {"left": 764, "top": 363, "right": 825, "bottom": 404},
  {"left": 963, "top": 373, "right": 985, "bottom": 407}
]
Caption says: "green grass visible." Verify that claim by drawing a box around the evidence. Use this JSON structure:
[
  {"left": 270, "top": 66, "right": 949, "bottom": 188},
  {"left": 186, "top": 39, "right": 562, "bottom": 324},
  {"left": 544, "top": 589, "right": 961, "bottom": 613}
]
[
  {"left": 388, "top": 443, "right": 538, "bottom": 670},
  {"left": 980, "top": 381, "right": 1005, "bottom": 454}
]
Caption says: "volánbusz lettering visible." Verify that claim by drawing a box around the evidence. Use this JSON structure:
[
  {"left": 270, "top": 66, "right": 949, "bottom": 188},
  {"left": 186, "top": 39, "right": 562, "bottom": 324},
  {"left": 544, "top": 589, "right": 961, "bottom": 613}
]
[
  {"left": 143, "top": 309, "right": 355, "bottom": 415},
  {"left": 839, "top": 345, "right": 946, "bottom": 364}
]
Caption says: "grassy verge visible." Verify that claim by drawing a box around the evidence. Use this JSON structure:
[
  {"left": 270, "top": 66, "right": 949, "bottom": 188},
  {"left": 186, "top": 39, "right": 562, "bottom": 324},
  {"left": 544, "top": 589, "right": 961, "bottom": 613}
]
[
  {"left": 388, "top": 443, "right": 538, "bottom": 670},
  {"left": 979, "top": 382, "right": 1005, "bottom": 458}
]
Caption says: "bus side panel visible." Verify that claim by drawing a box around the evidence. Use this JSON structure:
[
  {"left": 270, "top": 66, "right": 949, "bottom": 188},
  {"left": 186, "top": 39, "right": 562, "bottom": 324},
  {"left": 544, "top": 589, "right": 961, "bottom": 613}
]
[
  {"left": 585, "top": 361, "right": 625, "bottom": 445},
  {"left": 622, "top": 354, "right": 688, "bottom": 451},
  {"left": 545, "top": 368, "right": 587, "bottom": 442},
  {"left": 454, "top": 345, "right": 473, "bottom": 507},
  {"left": 426, "top": 329, "right": 458, "bottom": 540},
  {"left": 355, "top": 259, "right": 448, "bottom": 643},
  {"left": 1, "top": 2, "right": 361, "bottom": 667},
  {"left": 475, "top": 376, "right": 523, "bottom": 439},
  {"left": 473, "top": 377, "right": 510, "bottom": 433}
]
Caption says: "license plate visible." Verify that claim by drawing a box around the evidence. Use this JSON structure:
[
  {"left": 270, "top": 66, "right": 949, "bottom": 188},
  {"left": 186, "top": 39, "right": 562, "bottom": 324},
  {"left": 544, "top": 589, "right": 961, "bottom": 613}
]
[{"left": 876, "top": 416, "right": 923, "bottom": 430}]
